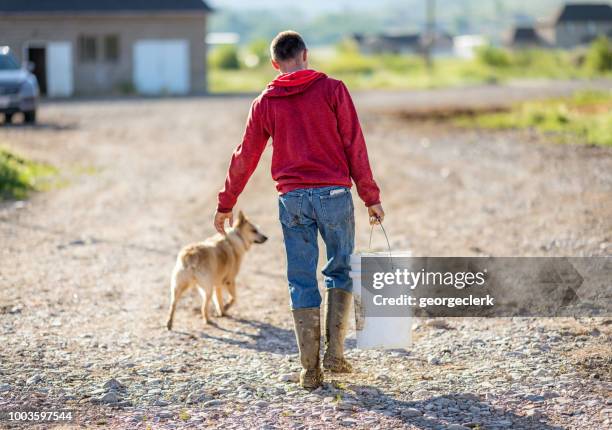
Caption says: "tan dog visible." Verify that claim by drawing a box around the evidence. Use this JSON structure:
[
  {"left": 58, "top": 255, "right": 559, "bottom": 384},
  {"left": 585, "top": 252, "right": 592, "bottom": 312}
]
[{"left": 166, "top": 211, "right": 267, "bottom": 330}]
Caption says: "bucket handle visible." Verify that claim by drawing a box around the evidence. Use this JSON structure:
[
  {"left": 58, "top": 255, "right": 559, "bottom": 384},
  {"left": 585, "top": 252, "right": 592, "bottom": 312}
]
[{"left": 368, "top": 218, "right": 395, "bottom": 269}]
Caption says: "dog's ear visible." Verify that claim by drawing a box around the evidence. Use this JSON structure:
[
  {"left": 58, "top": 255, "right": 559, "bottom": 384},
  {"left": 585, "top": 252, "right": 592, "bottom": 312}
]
[
  {"left": 231, "top": 210, "right": 246, "bottom": 228},
  {"left": 237, "top": 210, "right": 246, "bottom": 226}
]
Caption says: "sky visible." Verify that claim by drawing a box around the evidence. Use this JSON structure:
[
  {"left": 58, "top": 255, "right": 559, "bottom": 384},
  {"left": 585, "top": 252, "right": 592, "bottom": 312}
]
[
  {"left": 206, "top": 0, "right": 604, "bottom": 45},
  {"left": 208, "top": 0, "right": 599, "bottom": 15},
  {"left": 208, "top": 0, "right": 378, "bottom": 13}
]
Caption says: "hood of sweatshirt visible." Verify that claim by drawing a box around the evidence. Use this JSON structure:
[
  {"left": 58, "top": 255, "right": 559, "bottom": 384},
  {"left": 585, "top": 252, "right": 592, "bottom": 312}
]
[{"left": 263, "top": 69, "right": 327, "bottom": 98}]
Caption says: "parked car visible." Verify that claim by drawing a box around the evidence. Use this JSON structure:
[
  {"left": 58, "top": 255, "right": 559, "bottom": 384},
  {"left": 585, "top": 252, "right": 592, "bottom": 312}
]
[{"left": 0, "top": 47, "right": 39, "bottom": 124}]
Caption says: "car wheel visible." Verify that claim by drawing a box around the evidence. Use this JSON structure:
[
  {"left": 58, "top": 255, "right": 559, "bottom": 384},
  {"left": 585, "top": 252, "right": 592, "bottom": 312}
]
[
  {"left": 24, "top": 110, "right": 36, "bottom": 124},
  {"left": 4, "top": 113, "right": 13, "bottom": 124}
]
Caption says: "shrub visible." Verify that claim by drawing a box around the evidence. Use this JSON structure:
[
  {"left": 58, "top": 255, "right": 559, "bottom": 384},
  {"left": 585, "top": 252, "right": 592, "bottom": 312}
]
[
  {"left": 246, "top": 38, "right": 269, "bottom": 67},
  {"left": 321, "top": 39, "right": 376, "bottom": 74},
  {"left": 335, "top": 38, "right": 361, "bottom": 55},
  {"left": 325, "top": 53, "right": 376, "bottom": 74},
  {"left": 117, "top": 81, "right": 135, "bottom": 95},
  {"left": 511, "top": 49, "right": 536, "bottom": 67},
  {"left": 585, "top": 36, "right": 612, "bottom": 73},
  {"left": 569, "top": 49, "right": 587, "bottom": 68},
  {"left": 378, "top": 54, "right": 422, "bottom": 72},
  {"left": 477, "top": 45, "right": 511, "bottom": 68},
  {"left": 0, "top": 147, "right": 56, "bottom": 200},
  {"left": 209, "top": 45, "right": 241, "bottom": 70}
]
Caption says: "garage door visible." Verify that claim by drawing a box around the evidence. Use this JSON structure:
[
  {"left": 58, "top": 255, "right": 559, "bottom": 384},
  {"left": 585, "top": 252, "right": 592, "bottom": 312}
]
[
  {"left": 133, "top": 40, "right": 189, "bottom": 95},
  {"left": 47, "top": 42, "right": 74, "bottom": 97}
]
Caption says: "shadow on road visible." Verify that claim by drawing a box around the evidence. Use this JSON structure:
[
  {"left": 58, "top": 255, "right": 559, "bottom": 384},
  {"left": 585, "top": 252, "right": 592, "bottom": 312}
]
[
  {"left": 174, "top": 315, "right": 564, "bottom": 429},
  {"left": 0, "top": 121, "right": 78, "bottom": 131},
  {"left": 198, "top": 316, "right": 297, "bottom": 355},
  {"left": 195, "top": 313, "right": 359, "bottom": 353},
  {"left": 322, "top": 385, "right": 563, "bottom": 430}
]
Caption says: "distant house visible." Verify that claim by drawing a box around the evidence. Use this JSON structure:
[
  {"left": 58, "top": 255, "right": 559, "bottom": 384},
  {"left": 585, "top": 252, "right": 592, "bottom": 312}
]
[
  {"left": 352, "top": 31, "right": 453, "bottom": 56},
  {"left": 353, "top": 33, "right": 421, "bottom": 55},
  {"left": 423, "top": 32, "right": 455, "bottom": 57},
  {"left": 0, "top": 0, "right": 212, "bottom": 97},
  {"left": 504, "top": 26, "right": 547, "bottom": 48},
  {"left": 538, "top": 3, "right": 612, "bottom": 48}
]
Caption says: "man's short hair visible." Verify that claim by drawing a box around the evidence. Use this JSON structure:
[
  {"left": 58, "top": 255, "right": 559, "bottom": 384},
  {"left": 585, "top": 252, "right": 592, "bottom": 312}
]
[{"left": 270, "top": 31, "right": 307, "bottom": 62}]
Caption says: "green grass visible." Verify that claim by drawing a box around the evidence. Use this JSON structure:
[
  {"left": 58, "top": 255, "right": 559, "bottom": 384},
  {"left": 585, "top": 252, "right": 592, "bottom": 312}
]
[
  {"left": 209, "top": 54, "right": 496, "bottom": 92},
  {"left": 208, "top": 44, "right": 611, "bottom": 93},
  {"left": 455, "top": 90, "right": 612, "bottom": 147},
  {"left": 0, "top": 147, "right": 57, "bottom": 200},
  {"left": 209, "top": 68, "right": 275, "bottom": 93}
]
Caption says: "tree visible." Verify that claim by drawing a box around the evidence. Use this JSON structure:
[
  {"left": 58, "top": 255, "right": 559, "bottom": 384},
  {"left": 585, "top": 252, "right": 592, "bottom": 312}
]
[
  {"left": 585, "top": 36, "right": 612, "bottom": 73},
  {"left": 209, "top": 45, "right": 241, "bottom": 70}
]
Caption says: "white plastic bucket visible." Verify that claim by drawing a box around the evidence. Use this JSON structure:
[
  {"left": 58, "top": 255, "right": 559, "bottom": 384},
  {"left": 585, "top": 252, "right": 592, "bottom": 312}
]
[{"left": 350, "top": 253, "right": 412, "bottom": 349}]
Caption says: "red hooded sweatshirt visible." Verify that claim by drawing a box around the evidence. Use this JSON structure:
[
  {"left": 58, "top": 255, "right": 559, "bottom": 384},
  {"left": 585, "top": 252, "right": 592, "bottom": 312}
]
[{"left": 217, "top": 69, "right": 380, "bottom": 212}]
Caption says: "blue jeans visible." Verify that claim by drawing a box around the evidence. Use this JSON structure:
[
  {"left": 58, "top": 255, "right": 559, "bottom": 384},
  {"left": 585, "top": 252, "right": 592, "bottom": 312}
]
[{"left": 279, "top": 186, "right": 355, "bottom": 309}]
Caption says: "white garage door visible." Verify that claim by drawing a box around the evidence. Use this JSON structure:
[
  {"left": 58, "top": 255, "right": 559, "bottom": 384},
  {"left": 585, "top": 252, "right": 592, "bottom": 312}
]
[
  {"left": 133, "top": 40, "right": 189, "bottom": 95},
  {"left": 47, "top": 42, "right": 74, "bottom": 97}
]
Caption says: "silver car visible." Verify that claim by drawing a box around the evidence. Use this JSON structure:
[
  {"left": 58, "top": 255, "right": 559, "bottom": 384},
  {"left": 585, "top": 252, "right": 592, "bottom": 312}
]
[{"left": 0, "top": 46, "right": 39, "bottom": 124}]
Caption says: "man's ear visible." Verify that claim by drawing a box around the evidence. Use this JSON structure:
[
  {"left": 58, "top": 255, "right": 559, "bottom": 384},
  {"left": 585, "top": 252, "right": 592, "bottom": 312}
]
[
  {"left": 271, "top": 59, "right": 280, "bottom": 71},
  {"left": 302, "top": 49, "right": 308, "bottom": 62}
]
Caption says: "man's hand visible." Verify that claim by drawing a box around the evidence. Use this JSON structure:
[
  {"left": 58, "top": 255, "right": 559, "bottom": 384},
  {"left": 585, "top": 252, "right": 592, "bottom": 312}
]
[
  {"left": 214, "top": 210, "right": 234, "bottom": 235},
  {"left": 368, "top": 203, "right": 385, "bottom": 225}
]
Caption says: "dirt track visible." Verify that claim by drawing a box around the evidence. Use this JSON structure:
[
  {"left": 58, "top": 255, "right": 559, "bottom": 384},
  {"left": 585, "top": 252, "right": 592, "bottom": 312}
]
[{"left": 0, "top": 83, "right": 611, "bottom": 429}]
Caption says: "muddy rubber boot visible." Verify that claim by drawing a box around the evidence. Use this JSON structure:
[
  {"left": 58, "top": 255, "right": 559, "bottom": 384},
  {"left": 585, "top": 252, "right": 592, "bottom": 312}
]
[
  {"left": 292, "top": 308, "right": 323, "bottom": 390},
  {"left": 323, "top": 288, "right": 353, "bottom": 373}
]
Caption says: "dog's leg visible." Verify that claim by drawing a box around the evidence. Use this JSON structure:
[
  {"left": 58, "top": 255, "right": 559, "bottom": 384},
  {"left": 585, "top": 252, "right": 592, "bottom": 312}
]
[
  {"left": 213, "top": 285, "right": 226, "bottom": 317},
  {"left": 223, "top": 280, "right": 237, "bottom": 313},
  {"left": 166, "top": 273, "right": 189, "bottom": 331},
  {"left": 197, "top": 286, "right": 211, "bottom": 325}
]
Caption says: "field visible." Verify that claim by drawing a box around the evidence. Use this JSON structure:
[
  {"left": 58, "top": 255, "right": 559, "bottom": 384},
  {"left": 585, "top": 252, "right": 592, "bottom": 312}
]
[
  {"left": 209, "top": 39, "right": 612, "bottom": 93},
  {"left": 456, "top": 90, "right": 612, "bottom": 146},
  {"left": 0, "top": 83, "right": 611, "bottom": 429}
]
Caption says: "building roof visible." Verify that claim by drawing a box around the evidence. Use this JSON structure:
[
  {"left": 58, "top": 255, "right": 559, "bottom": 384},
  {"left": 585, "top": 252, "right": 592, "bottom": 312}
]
[
  {"left": 353, "top": 33, "right": 420, "bottom": 46},
  {"left": 512, "top": 26, "right": 541, "bottom": 42},
  {"left": 555, "top": 3, "right": 612, "bottom": 23},
  {"left": 0, "top": 0, "right": 212, "bottom": 14},
  {"left": 380, "top": 34, "right": 421, "bottom": 45},
  {"left": 504, "top": 26, "right": 545, "bottom": 46}
]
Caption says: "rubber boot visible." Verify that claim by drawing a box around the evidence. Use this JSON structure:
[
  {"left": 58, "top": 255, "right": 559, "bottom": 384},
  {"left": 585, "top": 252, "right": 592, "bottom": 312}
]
[
  {"left": 323, "top": 288, "right": 353, "bottom": 373},
  {"left": 292, "top": 307, "right": 323, "bottom": 389}
]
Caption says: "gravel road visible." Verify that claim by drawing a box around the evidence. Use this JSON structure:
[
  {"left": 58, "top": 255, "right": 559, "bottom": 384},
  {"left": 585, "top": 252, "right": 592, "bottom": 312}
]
[{"left": 0, "top": 84, "right": 611, "bottom": 429}]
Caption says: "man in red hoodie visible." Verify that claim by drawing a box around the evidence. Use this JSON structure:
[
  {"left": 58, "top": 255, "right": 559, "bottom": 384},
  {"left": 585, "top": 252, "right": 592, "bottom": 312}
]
[{"left": 215, "top": 31, "right": 384, "bottom": 389}]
